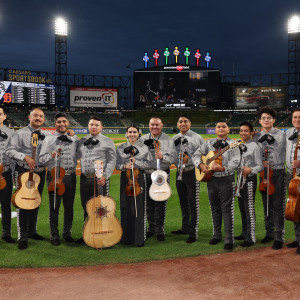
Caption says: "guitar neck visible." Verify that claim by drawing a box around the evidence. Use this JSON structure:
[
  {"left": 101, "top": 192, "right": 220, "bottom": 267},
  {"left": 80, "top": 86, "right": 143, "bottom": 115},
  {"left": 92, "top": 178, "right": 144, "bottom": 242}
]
[{"left": 211, "top": 144, "right": 231, "bottom": 160}]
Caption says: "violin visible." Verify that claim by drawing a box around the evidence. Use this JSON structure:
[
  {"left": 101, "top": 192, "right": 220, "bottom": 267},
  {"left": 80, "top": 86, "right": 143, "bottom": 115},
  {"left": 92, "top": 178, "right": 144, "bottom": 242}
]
[
  {"left": 48, "top": 148, "right": 65, "bottom": 196},
  {"left": 259, "top": 148, "right": 275, "bottom": 195},
  {"left": 0, "top": 163, "right": 7, "bottom": 191},
  {"left": 286, "top": 133, "right": 300, "bottom": 222},
  {"left": 125, "top": 149, "right": 141, "bottom": 197}
]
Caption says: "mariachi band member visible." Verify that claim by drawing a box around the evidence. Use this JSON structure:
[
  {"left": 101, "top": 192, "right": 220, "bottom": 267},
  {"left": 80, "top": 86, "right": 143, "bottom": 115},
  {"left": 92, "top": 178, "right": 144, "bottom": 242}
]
[
  {"left": 6, "top": 108, "right": 50, "bottom": 250},
  {"left": 193, "top": 120, "right": 240, "bottom": 250},
  {"left": 285, "top": 108, "right": 300, "bottom": 255},
  {"left": 253, "top": 106, "right": 286, "bottom": 250},
  {"left": 39, "top": 112, "right": 79, "bottom": 246},
  {"left": 235, "top": 121, "right": 263, "bottom": 247},
  {"left": 172, "top": 115, "right": 204, "bottom": 244},
  {"left": 139, "top": 117, "right": 176, "bottom": 242},
  {"left": 116, "top": 124, "right": 151, "bottom": 247},
  {"left": 76, "top": 116, "right": 116, "bottom": 244},
  {"left": 0, "top": 104, "right": 16, "bottom": 244}
]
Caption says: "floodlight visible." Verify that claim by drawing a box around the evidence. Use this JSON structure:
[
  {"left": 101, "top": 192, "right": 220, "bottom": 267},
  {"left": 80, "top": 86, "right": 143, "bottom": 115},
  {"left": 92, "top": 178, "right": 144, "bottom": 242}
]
[
  {"left": 288, "top": 16, "right": 300, "bottom": 34},
  {"left": 55, "top": 18, "right": 68, "bottom": 35}
]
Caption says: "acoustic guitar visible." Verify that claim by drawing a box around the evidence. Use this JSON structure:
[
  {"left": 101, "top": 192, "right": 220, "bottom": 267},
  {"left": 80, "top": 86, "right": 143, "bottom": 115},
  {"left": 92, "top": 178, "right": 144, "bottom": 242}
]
[
  {"left": 286, "top": 133, "right": 300, "bottom": 223},
  {"left": 0, "top": 163, "right": 7, "bottom": 190},
  {"left": 83, "top": 160, "right": 122, "bottom": 249},
  {"left": 12, "top": 133, "right": 41, "bottom": 210},
  {"left": 149, "top": 140, "right": 172, "bottom": 201},
  {"left": 195, "top": 140, "right": 242, "bottom": 182}
]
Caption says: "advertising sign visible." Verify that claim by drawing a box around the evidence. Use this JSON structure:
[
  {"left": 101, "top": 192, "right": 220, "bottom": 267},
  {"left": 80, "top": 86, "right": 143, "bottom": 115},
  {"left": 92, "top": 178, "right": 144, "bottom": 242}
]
[
  {"left": 235, "top": 86, "right": 287, "bottom": 109},
  {"left": 70, "top": 87, "right": 118, "bottom": 108}
]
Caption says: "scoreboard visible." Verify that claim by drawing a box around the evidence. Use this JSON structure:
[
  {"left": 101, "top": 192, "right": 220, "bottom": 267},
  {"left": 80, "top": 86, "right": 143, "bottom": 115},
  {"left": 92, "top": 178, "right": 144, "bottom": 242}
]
[{"left": 0, "top": 81, "right": 55, "bottom": 105}]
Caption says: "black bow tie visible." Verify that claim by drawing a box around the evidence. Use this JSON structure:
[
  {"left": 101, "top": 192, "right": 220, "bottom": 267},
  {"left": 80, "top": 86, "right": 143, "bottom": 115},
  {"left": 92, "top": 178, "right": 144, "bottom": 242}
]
[
  {"left": 174, "top": 137, "right": 188, "bottom": 146},
  {"left": 239, "top": 144, "right": 247, "bottom": 154},
  {"left": 124, "top": 145, "right": 139, "bottom": 156},
  {"left": 213, "top": 139, "right": 229, "bottom": 149},
  {"left": 288, "top": 131, "right": 299, "bottom": 141},
  {"left": 144, "top": 139, "right": 154, "bottom": 149},
  {"left": 57, "top": 135, "right": 73, "bottom": 143},
  {"left": 258, "top": 134, "right": 275, "bottom": 145},
  {"left": 84, "top": 137, "right": 99, "bottom": 146},
  {"left": 32, "top": 130, "right": 45, "bottom": 141},
  {"left": 0, "top": 130, "right": 8, "bottom": 139}
]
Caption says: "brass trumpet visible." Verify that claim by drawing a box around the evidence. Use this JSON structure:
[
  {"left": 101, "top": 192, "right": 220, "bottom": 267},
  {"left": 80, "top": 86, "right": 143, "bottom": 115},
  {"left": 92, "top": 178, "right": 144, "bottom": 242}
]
[{"left": 235, "top": 156, "right": 247, "bottom": 197}]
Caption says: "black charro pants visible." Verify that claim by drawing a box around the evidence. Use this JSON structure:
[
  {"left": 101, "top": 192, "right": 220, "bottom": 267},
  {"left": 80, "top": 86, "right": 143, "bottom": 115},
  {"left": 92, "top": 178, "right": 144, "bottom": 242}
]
[
  {"left": 46, "top": 172, "right": 76, "bottom": 240},
  {"left": 15, "top": 166, "right": 46, "bottom": 242}
]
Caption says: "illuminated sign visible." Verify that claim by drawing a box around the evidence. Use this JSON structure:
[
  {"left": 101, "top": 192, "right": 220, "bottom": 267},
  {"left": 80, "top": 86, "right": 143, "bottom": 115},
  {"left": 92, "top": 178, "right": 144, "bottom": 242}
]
[
  {"left": 69, "top": 87, "right": 118, "bottom": 108},
  {"left": 0, "top": 81, "right": 55, "bottom": 105},
  {"left": 143, "top": 52, "right": 149, "bottom": 69},
  {"left": 205, "top": 51, "right": 211, "bottom": 68},
  {"left": 184, "top": 47, "right": 190, "bottom": 65},
  {"left": 194, "top": 49, "right": 201, "bottom": 66},
  {"left": 173, "top": 46, "right": 180, "bottom": 64},
  {"left": 164, "top": 47, "right": 170, "bottom": 65},
  {"left": 153, "top": 49, "right": 159, "bottom": 67},
  {"left": 8, "top": 69, "right": 53, "bottom": 84}
]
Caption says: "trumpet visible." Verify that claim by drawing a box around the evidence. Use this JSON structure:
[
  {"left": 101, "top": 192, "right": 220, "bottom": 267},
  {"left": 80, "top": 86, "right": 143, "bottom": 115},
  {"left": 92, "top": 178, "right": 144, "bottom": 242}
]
[
  {"left": 177, "top": 138, "right": 186, "bottom": 181},
  {"left": 235, "top": 156, "right": 247, "bottom": 197}
]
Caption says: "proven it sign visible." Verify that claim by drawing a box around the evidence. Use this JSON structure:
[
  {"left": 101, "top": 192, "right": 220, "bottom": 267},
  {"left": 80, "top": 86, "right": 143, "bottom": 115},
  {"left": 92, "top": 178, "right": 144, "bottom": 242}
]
[{"left": 70, "top": 87, "right": 118, "bottom": 108}]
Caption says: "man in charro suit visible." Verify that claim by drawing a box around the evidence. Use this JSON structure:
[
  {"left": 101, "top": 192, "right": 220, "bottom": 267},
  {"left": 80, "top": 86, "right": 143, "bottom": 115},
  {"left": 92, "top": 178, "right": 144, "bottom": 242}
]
[
  {"left": 253, "top": 106, "right": 286, "bottom": 250},
  {"left": 6, "top": 108, "right": 51, "bottom": 250},
  {"left": 139, "top": 117, "right": 176, "bottom": 242},
  {"left": 193, "top": 120, "right": 240, "bottom": 250},
  {"left": 0, "top": 105, "right": 16, "bottom": 244},
  {"left": 172, "top": 115, "right": 204, "bottom": 244},
  {"left": 235, "top": 121, "right": 263, "bottom": 247},
  {"left": 39, "top": 112, "right": 79, "bottom": 246},
  {"left": 76, "top": 116, "right": 116, "bottom": 244}
]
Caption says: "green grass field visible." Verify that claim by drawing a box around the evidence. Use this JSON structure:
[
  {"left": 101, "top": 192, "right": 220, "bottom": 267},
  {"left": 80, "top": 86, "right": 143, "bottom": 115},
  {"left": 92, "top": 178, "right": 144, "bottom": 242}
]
[{"left": 0, "top": 133, "right": 294, "bottom": 268}]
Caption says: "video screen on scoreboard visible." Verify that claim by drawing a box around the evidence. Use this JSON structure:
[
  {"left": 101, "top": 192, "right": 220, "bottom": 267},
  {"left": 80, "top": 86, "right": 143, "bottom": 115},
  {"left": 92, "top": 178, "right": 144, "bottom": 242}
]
[
  {"left": 0, "top": 81, "right": 55, "bottom": 105},
  {"left": 235, "top": 86, "right": 287, "bottom": 109},
  {"left": 134, "top": 68, "right": 221, "bottom": 108}
]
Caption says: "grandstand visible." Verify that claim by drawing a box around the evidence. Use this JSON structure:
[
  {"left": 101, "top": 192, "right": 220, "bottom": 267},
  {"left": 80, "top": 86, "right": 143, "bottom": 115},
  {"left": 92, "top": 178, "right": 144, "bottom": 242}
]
[{"left": 3, "top": 109, "right": 294, "bottom": 130}]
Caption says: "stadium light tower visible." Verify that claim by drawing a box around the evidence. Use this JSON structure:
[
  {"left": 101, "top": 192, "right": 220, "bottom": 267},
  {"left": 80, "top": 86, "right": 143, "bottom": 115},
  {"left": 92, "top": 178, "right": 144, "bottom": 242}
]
[
  {"left": 55, "top": 17, "right": 68, "bottom": 108},
  {"left": 288, "top": 15, "right": 300, "bottom": 107}
]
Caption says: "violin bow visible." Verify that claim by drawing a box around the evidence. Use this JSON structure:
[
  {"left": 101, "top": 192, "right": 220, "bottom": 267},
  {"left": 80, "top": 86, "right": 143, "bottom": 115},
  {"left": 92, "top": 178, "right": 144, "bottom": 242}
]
[
  {"left": 54, "top": 151, "right": 58, "bottom": 210},
  {"left": 130, "top": 150, "right": 138, "bottom": 218}
]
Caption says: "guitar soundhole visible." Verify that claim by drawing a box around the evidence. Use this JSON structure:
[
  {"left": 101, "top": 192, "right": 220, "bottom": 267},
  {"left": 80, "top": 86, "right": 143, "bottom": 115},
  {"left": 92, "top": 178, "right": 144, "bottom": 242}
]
[
  {"left": 155, "top": 175, "right": 165, "bottom": 186},
  {"left": 25, "top": 181, "right": 35, "bottom": 189},
  {"left": 96, "top": 206, "right": 109, "bottom": 219}
]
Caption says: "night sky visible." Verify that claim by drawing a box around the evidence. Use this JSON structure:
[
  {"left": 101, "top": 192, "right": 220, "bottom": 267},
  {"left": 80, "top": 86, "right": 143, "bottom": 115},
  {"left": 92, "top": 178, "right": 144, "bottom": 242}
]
[{"left": 0, "top": 0, "right": 299, "bottom": 78}]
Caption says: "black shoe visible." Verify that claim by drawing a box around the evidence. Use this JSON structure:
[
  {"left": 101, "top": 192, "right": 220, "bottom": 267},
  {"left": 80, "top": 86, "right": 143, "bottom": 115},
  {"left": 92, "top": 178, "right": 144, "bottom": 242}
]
[
  {"left": 261, "top": 236, "right": 273, "bottom": 244},
  {"left": 157, "top": 235, "right": 165, "bottom": 242},
  {"left": 64, "top": 236, "right": 74, "bottom": 243},
  {"left": 272, "top": 241, "right": 283, "bottom": 250},
  {"left": 29, "top": 233, "right": 45, "bottom": 240},
  {"left": 286, "top": 241, "right": 299, "bottom": 248},
  {"left": 75, "top": 237, "right": 85, "bottom": 244},
  {"left": 235, "top": 235, "right": 245, "bottom": 241},
  {"left": 209, "top": 238, "right": 221, "bottom": 245},
  {"left": 18, "top": 241, "right": 28, "bottom": 250},
  {"left": 224, "top": 243, "right": 233, "bottom": 251},
  {"left": 2, "top": 236, "right": 16, "bottom": 244},
  {"left": 50, "top": 239, "right": 61, "bottom": 246},
  {"left": 240, "top": 241, "right": 254, "bottom": 248},
  {"left": 171, "top": 229, "right": 188, "bottom": 235},
  {"left": 296, "top": 246, "right": 300, "bottom": 255},
  {"left": 146, "top": 232, "right": 154, "bottom": 238},
  {"left": 186, "top": 236, "right": 196, "bottom": 244}
]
